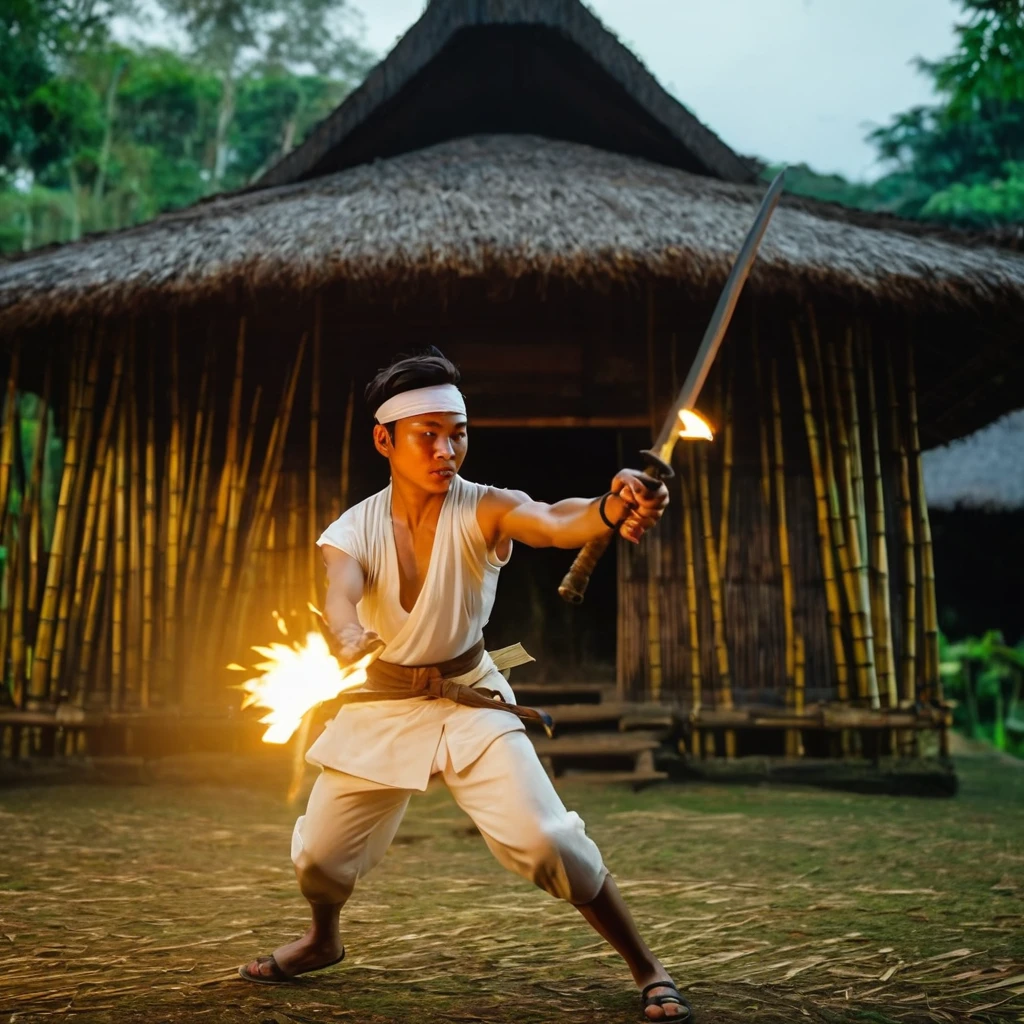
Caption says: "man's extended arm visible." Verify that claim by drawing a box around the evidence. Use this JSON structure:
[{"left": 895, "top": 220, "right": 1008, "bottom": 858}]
[
  {"left": 321, "top": 545, "right": 378, "bottom": 660},
  {"left": 478, "top": 469, "right": 669, "bottom": 551}
]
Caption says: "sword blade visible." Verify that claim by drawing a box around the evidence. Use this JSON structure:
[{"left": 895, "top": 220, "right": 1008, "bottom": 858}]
[{"left": 652, "top": 168, "right": 787, "bottom": 457}]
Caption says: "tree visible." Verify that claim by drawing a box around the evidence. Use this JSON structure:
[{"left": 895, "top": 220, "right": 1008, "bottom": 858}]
[
  {"left": 153, "top": 0, "right": 374, "bottom": 189},
  {"left": 869, "top": 0, "right": 1024, "bottom": 226}
]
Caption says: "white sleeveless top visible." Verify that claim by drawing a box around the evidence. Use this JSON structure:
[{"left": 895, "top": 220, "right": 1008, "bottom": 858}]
[
  {"left": 307, "top": 475, "right": 525, "bottom": 790},
  {"left": 316, "top": 475, "right": 507, "bottom": 665}
]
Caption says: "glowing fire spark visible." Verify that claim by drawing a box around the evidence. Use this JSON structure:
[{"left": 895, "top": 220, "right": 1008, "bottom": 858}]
[
  {"left": 677, "top": 408, "right": 714, "bottom": 441},
  {"left": 234, "top": 609, "right": 379, "bottom": 744}
]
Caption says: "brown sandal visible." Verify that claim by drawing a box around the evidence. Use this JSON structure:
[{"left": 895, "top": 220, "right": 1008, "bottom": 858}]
[
  {"left": 238, "top": 948, "right": 345, "bottom": 985},
  {"left": 640, "top": 980, "right": 691, "bottom": 1020}
]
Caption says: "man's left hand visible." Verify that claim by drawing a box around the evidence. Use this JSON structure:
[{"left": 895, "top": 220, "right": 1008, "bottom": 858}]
[{"left": 610, "top": 469, "right": 669, "bottom": 544}]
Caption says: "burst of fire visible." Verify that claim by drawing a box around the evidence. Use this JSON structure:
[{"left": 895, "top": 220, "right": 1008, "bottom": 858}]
[
  {"left": 230, "top": 606, "right": 379, "bottom": 744},
  {"left": 677, "top": 408, "right": 714, "bottom": 441}
]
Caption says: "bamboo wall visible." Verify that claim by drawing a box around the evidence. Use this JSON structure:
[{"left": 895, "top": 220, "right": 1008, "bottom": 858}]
[
  {"left": 619, "top": 302, "right": 942, "bottom": 718},
  {"left": 0, "top": 284, "right": 944, "bottom": 758},
  {"left": 0, "top": 306, "right": 356, "bottom": 752}
]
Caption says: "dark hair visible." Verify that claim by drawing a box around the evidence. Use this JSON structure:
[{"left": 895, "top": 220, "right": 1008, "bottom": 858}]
[{"left": 365, "top": 346, "right": 462, "bottom": 438}]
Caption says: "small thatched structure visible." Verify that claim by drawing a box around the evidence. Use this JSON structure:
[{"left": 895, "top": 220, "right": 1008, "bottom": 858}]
[
  {"left": 923, "top": 412, "right": 1024, "bottom": 644},
  {"left": 924, "top": 410, "right": 1024, "bottom": 511},
  {"left": 2, "top": 0, "right": 1023, "bottom": 759}
]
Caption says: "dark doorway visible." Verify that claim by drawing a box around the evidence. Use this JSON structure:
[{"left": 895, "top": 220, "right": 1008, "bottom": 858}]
[{"left": 463, "top": 428, "right": 637, "bottom": 683}]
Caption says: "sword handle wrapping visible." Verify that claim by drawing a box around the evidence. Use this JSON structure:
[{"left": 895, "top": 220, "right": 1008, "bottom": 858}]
[{"left": 557, "top": 451, "right": 674, "bottom": 605}]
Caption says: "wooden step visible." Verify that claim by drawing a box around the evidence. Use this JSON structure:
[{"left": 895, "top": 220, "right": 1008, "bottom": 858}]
[
  {"left": 556, "top": 769, "right": 669, "bottom": 788},
  {"left": 532, "top": 730, "right": 663, "bottom": 757},
  {"left": 534, "top": 701, "right": 675, "bottom": 727},
  {"left": 512, "top": 683, "right": 613, "bottom": 706}
]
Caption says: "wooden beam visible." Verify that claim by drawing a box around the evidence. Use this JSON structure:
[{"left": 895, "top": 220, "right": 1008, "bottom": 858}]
[{"left": 470, "top": 415, "right": 650, "bottom": 428}]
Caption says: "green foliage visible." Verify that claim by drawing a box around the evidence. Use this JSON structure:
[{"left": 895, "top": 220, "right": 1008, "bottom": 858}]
[
  {"left": 923, "top": 160, "right": 1024, "bottom": 224},
  {"left": 761, "top": 1, "right": 1024, "bottom": 229},
  {"left": 940, "top": 628, "right": 1024, "bottom": 757},
  {"left": 0, "top": 0, "right": 374, "bottom": 253}
]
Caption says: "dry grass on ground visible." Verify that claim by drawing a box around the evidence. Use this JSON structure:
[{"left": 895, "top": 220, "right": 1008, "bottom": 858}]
[{"left": 1, "top": 751, "right": 1022, "bottom": 1024}]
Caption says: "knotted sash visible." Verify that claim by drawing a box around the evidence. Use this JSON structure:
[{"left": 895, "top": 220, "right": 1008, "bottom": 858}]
[{"left": 334, "top": 638, "right": 554, "bottom": 737}]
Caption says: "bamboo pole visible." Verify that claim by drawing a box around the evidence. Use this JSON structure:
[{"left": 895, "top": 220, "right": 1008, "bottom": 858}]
[
  {"left": 907, "top": 345, "right": 940, "bottom": 703},
  {"left": 822, "top": 321, "right": 878, "bottom": 706},
  {"left": 196, "top": 322, "right": 244, "bottom": 655},
  {"left": 718, "top": 360, "right": 734, "bottom": 579},
  {"left": 644, "top": 286, "right": 663, "bottom": 700},
  {"left": 886, "top": 347, "right": 917, "bottom": 705},
  {"left": 770, "top": 359, "right": 796, "bottom": 714},
  {"left": 0, "top": 345, "right": 19, "bottom": 694},
  {"left": 217, "top": 384, "right": 260, "bottom": 595},
  {"left": 864, "top": 331, "right": 897, "bottom": 709},
  {"left": 155, "top": 431, "right": 169, "bottom": 668},
  {"left": 646, "top": 529, "right": 663, "bottom": 700},
  {"left": 26, "top": 430, "right": 42, "bottom": 624},
  {"left": 93, "top": 528, "right": 114, "bottom": 709},
  {"left": 844, "top": 333, "right": 869, "bottom": 571},
  {"left": 207, "top": 385, "right": 262, "bottom": 669},
  {"left": 791, "top": 321, "right": 848, "bottom": 701},
  {"left": 49, "top": 333, "right": 102, "bottom": 699},
  {"left": 76, "top": 443, "right": 116, "bottom": 701},
  {"left": 9, "top": 385, "right": 36, "bottom": 705},
  {"left": 751, "top": 330, "right": 772, "bottom": 510},
  {"left": 9, "top": 512, "right": 26, "bottom": 708},
  {"left": 807, "top": 308, "right": 852, "bottom": 594},
  {"left": 231, "top": 333, "right": 307, "bottom": 656},
  {"left": 682, "top": 469, "right": 701, "bottom": 712},
  {"left": 141, "top": 354, "right": 156, "bottom": 707},
  {"left": 0, "top": 516, "right": 12, "bottom": 702},
  {"left": 183, "top": 390, "right": 216, "bottom": 611},
  {"left": 0, "top": 343, "right": 20, "bottom": 545},
  {"left": 111, "top": 400, "right": 127, "bottom": 711},
  {"left": 180, "top": 344, "right": 212, "bottom": 560},
  {"left": 125, "top": 342, "right": 143, "bottom": 706},
  {"left": 22, "top": 366, "right": 52, "bottom": 705},
  {"left": 842, "top": 329, "right": 880, "bottom": 711},
  {"left": 792, "top": 632, "right": 806, "bottom": 756},
  {"left": 162, "top": 324, "right": 183, "bottom": 701},
  {"left": 219, "top": 319, "right": 247, "bottom": 572},
  {"left": 698, "top": 443, "right": 732, "bottom": 722},
  {"left": 292, "top": 471, "right": 305, "bottom": 611},
  {"left": 67, "top": 346, "right": 122, "bottom": 705}
]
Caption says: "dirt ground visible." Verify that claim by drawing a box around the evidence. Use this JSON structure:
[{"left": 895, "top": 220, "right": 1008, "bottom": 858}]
[{"left": 1, "top": 750, "right": 1022, "bottom": 1024}]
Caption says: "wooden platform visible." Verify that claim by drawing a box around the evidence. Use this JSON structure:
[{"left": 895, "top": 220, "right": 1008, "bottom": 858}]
[{"left": 522, "top": 689, "right": 678, "bottom": 786}]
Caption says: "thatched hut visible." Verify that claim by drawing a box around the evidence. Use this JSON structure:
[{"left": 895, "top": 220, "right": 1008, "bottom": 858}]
[
  {"left": 923, "top": 411, "right": 1024, "bottom": 644},
  {"left": 2, "top": 0, "right": 1024, "bottom": 759}
]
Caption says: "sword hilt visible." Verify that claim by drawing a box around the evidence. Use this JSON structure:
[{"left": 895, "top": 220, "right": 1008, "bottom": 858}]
[{"left": 557, "top": 451, "right": 674, "bottom": 605}]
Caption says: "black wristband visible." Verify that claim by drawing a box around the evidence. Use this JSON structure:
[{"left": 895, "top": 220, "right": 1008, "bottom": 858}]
[{"left": 598, "top": 491, "right": 621, "bottom": 531}]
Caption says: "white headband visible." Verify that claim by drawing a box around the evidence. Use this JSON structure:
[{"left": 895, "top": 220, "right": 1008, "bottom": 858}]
[{"left": 374, "top": 383, "right": 467, "bottom": 424}]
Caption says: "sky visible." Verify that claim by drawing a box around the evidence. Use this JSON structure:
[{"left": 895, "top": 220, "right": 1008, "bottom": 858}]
[{"left": 352, "top": 0, "right": 960, "bottom": 182}]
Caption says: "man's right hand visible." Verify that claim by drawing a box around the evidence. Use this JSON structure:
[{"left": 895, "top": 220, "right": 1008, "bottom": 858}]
[{"left": 332, "top": 622, "right": 383, "bottom": 665}]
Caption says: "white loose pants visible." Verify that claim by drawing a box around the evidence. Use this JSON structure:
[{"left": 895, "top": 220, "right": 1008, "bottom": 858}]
[{"left": 291, "top": 730, "right": 609, "bottom": 906}]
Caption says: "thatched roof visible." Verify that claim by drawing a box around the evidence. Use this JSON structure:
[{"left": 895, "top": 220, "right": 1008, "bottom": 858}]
[
  {"left": 3, "top": 134, "right": 1024, "bottom": 334},
  {"left": 924, "top": 410, "right": 1024, "bottom": 511},
  {"left": 256, "top": 0, "right": 754, "bottom": 189}
]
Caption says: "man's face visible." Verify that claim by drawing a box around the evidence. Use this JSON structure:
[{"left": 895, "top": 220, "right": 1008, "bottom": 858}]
[{"left": 375, "top": 411, "right": 468, "bottom": 493}]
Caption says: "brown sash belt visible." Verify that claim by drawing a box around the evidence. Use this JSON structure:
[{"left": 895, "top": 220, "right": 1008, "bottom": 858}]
[{"left": 334, "top": 638, "right": 554, "bottom": 737}]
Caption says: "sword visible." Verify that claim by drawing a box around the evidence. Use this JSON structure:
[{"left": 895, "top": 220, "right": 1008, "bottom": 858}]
[{"left": 558, "top": 168, "right": 787, "bottom": 604}]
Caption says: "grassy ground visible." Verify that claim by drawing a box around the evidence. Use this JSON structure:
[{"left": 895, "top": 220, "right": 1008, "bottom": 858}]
[{"left": 1, "top": 751, "right": 1022, "bottom": 1024}]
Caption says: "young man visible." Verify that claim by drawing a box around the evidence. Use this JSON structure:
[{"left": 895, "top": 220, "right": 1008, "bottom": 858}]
[{"left": 240, "top": 348, "right": 690, "bottom": 1021}]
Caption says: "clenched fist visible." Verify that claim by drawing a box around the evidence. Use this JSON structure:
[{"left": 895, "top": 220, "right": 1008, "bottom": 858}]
[{"left": 609, "top": 468, "right": 669, "bottom": 544}]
